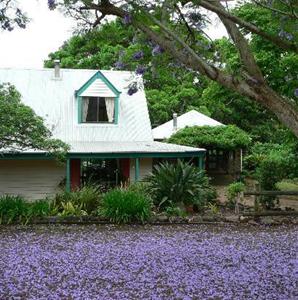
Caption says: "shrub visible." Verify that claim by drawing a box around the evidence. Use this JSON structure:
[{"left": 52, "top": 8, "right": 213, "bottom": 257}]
[
  {"left": 99, "top": 189, "right": 152, "bottom": 224},
  {"left": 28, "top": 200, "right": 51, "bottom": 218},
  {"left": 0, "top": 196, "right": 51, "bottom": 224},
  {"left": 168, "top": 125, "right": 251, "bottom": 150},
  {"left": 276, "top": 179, "right": 298, "bottom": 192},
  {"left": 53, "top": 185, "right": 102, "bottom": 215},
  {"left": 146, "top": 160, "right": 216, "bottom": 210},
  {"left": 0, "top": 195, "right": 28, "bottom": 224},
  {"left": 127, "top": 182, "right": 151, "bottom": 199},
  {"left": 226, "top": 182, "right": 245, "bottom": 209},
  {"left": 165, "top": 206, "right": 187, "bottom": 218},
  {"left": 244, "top": 143, "right": 298, "bottom": 209},
  {"left": 58, "top": 202, "right": 87, "bottom": 217}
]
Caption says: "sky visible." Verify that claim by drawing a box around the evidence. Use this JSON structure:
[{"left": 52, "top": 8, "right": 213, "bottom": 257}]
[{"left": 0, "top": 0, "right": 227, "bottom": 69}]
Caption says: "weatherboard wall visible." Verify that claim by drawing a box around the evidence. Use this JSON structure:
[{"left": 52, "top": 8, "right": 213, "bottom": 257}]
[{"left": 0, "top": 160, "right": 64, "bottom": 200}]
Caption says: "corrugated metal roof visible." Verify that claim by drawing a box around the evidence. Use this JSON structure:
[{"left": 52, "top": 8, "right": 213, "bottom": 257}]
[
  {"left": 0, "top": 68, "right": 153, "bottom": 142},
  {"left": 0, "top": 68, "right": 204, "bottom": 154},
  {"left": 152, "top": 110, "right": 224, "bottom": 140},
  {"left": 69, "top": 141, "right": 204, "bottom": 153}
]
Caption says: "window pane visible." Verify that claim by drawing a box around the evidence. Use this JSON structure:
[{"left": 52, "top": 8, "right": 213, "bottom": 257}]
[
  {"left": 86, "top": 98, "right": 98, "bottom": 122},
  {"left": 82, "top": 97, "right": 114, "bottom": 123},
  {"left": 97, "top": 97, "right": 109, "bottom": 122}
]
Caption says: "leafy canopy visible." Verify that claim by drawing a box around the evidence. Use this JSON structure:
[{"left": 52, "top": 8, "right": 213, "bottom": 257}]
[
  {"left": 0, "top": 84, "right": 69, "bottom": 155},
  {"left": 168, "top": 125, "right": 251, "bottom": 150}
]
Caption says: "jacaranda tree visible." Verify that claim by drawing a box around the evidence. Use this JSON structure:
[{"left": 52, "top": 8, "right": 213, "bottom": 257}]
[{"left": 44, "top": 0, "right": 298, "bottom": 138}]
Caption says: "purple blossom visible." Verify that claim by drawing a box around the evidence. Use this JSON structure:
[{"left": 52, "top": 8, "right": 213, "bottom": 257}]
[
  {"left": 114, "top": 61, "right": 126, "bottom": 70},
  {"left": 127, "top": 82, "right": 138, "bottom": 95},
  {"left": 48, "top": 0, "right": 56, "bottom": 10},
  {"left": 132, "top": 51, "right": 144, "bottom": 60},
  {"left": 152, "top": 45, "right": 164, "bottom": 56},
  {"left": 294, "top": 88, "right": 298, "bottom": 97},
  {"left": 0, "top": 225, "right": 296, "bottom": 299},
  {"left": 278, "top": 30, "right": 294, "bottom": 41},
  {"left": 135, "top": 65, "right": 147, "bottom": 75},
  {"left": 123, "top": 14, "right": 132, "bottom": 25}
]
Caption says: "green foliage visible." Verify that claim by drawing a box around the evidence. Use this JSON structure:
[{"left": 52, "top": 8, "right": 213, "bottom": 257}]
[
  {"left": 227, "top": 182, "right": 246, "bottom": 202},
  {"left": 0, "top": 84, "right": 69, "bottom": 156},
  {"left": 165, "top": 206, "right": 187, "bottom": 218},
  {"left": 0, "top": 196, "right": 51, "bottom": 224},
  {"left": 99, "top": 188, "right": 152, "bottom": 224},
  {"left": 276, "top": 179, "right": 298, "bottom": 192},
  {"left": 146, "top": 160, "right": 215, "bottom": 210},
  {"left": 58, "top": 202, "right": 87, "bottom": 217},
  {"left": 0, "top": 195, "right": 28, "bottom": 224},
  {"left": 245, "top": 143, "right": 298, "bottom": 190},
  {"left": 53, "top": 185, "right": 102, "bottom": 215},
  {"left": 126, "top": 182, "right": 152, "bottom": 200},
  {"left": 169, "top": 125, "right": 251, "bottom": 150},
  {"left": 44, "top": 19, "right": 208, "bottom": 128},
  {"left": 244, "top": 143, "right": 298, "bottom": 209},
  {"left": 206, "top": 203, "right": 220, "bottom": 215},
  {"left": 27, "top": 200, "right": 51, "bottom": 219},
  {"left": 226, "top": 182, "right": 245, "bottom": 209}
]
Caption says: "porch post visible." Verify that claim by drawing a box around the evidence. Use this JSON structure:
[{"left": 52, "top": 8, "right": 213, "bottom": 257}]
[
  {"left": 198, "top": 155, "right": 203, "bottom": 170},
  {"left": 135, "top": 158, "right": 140, "bottom": 181},
  {"left": 66, "top": 158, "right": 71, "bottom": 192}
]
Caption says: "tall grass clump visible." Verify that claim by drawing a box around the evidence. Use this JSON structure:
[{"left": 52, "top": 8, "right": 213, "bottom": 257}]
[
  {"left": 99, "top": 188, "right": 152, "bottom": 224},
  {"left": 0, "top": 195, "right": 28, "bottom": 224},
  {"left": 0, "top": 195, "right": 51, "bottom": 224}
]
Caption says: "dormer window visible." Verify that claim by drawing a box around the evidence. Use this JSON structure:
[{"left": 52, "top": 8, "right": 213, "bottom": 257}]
[
  {"left": 76, "top": 71, "right": 121, "bottom": 125},
  {"left": 82, "top": 97, "right": 115, "bottom": 123}
]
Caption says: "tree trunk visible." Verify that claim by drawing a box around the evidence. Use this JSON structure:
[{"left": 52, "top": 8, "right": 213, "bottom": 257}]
[{"left": 255, "top": 85, "right": 298, "bottom": 138}]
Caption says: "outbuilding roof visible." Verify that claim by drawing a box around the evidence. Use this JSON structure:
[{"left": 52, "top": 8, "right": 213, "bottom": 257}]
[{"left": 152, "top": 110, "right": 223, "bottom": 140}]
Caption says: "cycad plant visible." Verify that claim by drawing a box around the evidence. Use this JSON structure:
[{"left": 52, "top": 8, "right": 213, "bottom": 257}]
[{"left": 146, "top": 160, "right": 214, "bottom": 210}]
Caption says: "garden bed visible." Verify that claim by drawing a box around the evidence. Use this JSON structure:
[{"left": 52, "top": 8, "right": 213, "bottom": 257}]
[
  {"left": 7, "top": 213, "right": 298, "bottom": 226},
  {"left": 0, "top": 224, "right": 296, "bottom": 299}
]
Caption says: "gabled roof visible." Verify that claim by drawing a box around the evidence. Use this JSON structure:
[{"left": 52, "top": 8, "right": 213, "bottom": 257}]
[
  {"left": 0, "top": 68, "right": 205, "bottom": 155},
  {"left": 152, "top": 110, "right": 223, "bottom": 140},
  {"left": 0, "top": 68, "right": 153, "bottom": 143}
]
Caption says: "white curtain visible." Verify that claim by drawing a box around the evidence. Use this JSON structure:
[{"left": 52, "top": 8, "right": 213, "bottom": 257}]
[
  {"left": 105, "top": 97, "right": 115, "bottom": 123},
  {"left": 82, "top": 98, "right": 89, "bottom": 122}
]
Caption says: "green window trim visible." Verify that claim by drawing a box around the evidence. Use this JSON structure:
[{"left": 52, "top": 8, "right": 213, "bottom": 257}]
[{"left": 76, "top": 71, "right": 121, "bottom": 124}]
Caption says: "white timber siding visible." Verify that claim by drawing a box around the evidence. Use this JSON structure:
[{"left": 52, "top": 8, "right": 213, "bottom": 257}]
[
  {"left": 0, "top": 160, "right": 65, "bottom": 200},
  {"left": 130, "top": 158, "right": 152, "bottom": 182}
]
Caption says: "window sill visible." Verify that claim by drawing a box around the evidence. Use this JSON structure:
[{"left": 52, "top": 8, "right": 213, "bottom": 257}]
[{"left": 76, "top": 123, "right": 119, "bottom": 128}]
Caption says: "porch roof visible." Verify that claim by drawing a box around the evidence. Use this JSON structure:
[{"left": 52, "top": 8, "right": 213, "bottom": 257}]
[
  {"left": 0, "top": 141, "right": 205, "bottom": 159},
  {"left": 68, "top": 141, "right": 205, "bottom": 154}
]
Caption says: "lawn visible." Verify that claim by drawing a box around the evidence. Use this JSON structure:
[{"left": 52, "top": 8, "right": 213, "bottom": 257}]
[{"left": 0, "top": 224, "right": 297, "bottom": 299}]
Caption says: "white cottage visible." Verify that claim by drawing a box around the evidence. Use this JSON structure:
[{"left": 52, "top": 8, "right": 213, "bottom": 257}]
[{"left": 0, "top": 66, "right": 205, "bottom": 200}]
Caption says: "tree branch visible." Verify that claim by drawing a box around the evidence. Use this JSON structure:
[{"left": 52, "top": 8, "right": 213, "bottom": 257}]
[{"left": 198, "top": 0, "right": 297, "bottom": 52}]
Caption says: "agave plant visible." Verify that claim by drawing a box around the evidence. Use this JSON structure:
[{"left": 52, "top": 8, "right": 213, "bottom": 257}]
[{"left": 146, "top": 160, "right": 215, "bottom": 210}]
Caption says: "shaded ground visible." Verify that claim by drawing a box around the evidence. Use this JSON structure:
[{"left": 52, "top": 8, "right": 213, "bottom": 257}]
[{"left": 0, "top": 224, "right": 297, "bottom": 299}]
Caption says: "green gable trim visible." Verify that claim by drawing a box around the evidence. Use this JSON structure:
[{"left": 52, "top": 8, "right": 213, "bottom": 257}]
[
  {"left": 76, "top": 71, "right": 121, "bottom": 124},
  {"left": 76, "top": 71, "right": 121, "bottom": 97},
  {"left": 78, "top": 96, "right": 82, "bottom": 123},
  {"left": 114, "top": 94, "right": 119, "bottom": 124}
]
